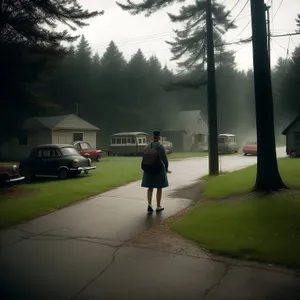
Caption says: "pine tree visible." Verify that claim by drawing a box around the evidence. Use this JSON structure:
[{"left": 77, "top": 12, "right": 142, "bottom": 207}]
[
  {"left": 166, "top": 1, "right": 236, "bottom": 69},
  {"left": 97, "top": 42, "right": 127, "bottom": 134},
  {"left": 117, "top": 0, "right": 236, "bottom": 69},
  {"left": 296, "top": 13, "right": 300, "bottom": 30},
  {"left": 100, "top": 41, "right": 127, "bottom": 71},
  {"left": 0, "top": 0, "right": 103, "bottom": 51}
]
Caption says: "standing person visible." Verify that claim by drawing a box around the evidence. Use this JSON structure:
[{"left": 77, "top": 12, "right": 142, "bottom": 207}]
[{"left": 141, "top": 130, "right": 170, "bottom": 214}]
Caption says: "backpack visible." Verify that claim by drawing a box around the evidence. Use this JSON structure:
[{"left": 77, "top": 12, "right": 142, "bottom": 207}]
[{"left": 141, "top": 143, "right": 162, "bottom": 174}]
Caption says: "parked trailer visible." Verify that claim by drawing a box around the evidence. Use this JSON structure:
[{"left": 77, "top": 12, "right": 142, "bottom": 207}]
[
  {"left": 108, "top": 132, "right": 149, "bottom": 156},
  {"left": 218, "top": 133, "right": 238, "bottom": 154}
]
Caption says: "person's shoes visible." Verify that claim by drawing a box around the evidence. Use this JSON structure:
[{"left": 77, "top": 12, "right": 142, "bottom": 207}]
[
  {"left": 147, "top": 205, "right": 154, "bottom": 214},
  {"left": 156, "top": 206, "right": 164, "bottom": 212}
]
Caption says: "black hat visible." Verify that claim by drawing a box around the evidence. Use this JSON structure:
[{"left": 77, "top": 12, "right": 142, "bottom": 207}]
[{"left": 153, "top": 130, "right": 160, "bottom": 137}]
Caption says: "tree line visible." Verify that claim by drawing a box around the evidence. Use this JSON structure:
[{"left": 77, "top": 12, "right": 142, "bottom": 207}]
[{"left": 12, "top": 33, "right": 297, "bottom": 149}]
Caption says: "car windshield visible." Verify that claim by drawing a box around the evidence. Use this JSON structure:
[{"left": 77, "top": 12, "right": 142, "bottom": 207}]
[
  {"left": 60, "top": 147, "right": 80, "bottom": 156},
  {"left": 247, "top": 141, "right": 257, "bottom": 145}
]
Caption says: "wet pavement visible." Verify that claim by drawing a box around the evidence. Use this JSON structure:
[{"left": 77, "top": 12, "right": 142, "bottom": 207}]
[{"left": 2, "top": 148, "right": 300, "bottom": 300}]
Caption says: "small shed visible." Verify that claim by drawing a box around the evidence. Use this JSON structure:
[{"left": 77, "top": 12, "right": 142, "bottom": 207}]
[
  {"left": 282, "top": 116, "right": 300, "bottom": 157},
  {"left": 0, "top": 114, "right": 100, "bottom": 160},
  {"left": 162, "top": 110, "right": 208, "bottom": 152}
]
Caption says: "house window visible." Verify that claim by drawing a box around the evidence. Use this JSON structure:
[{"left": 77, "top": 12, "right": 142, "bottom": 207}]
[
  {"left": 18, "top": 132, "right": 28, "bottom": 145},
  {"left": 116, "top": 138, "right": 121, "bottom": 144},
  {"left": 73, "top": 132, "right": 83, "bottom": 142},
  {"left": 122, "top": 138, "right": 127, "bottom": 144}
]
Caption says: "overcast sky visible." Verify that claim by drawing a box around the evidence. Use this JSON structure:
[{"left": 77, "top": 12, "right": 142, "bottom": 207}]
[{"left": 77, "top": 0, "right": 300, "bottom": 71}]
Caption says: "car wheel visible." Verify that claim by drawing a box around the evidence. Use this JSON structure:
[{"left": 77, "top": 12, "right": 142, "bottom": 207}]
[
  {"left": 96, "top": 155, "right": 101, "bottom": 162},
  {"left": 244, "top": 153, "right": 247, "bottom": 156},
  {"left": 58, "top": 168, "right": 68, "bottom": 180},
  {"left": 24, "top": 170, "right": 35, "bottom": 181}
]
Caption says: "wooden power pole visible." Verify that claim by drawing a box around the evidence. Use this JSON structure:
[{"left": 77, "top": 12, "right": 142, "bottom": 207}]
[
  {"left": 265, "top": 4, "right": 271, "bottom": 66},
  {"left": 250, "top": 0, "right": 285, "bottom": 190},
  {"left": 206, "top": 0, "right": 219, "bottom": 176}
]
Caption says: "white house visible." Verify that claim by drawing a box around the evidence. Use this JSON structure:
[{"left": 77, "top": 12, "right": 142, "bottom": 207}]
[
  {"left": 0, "top": 114, "right": 100, "bottom": 160},
  {"left": 162, "top": 110, "right": 209, "bottom": 152}
]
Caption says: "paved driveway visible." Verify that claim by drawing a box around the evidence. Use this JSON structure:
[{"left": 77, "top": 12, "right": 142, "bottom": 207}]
[{"left": 2, "top": 148, "right": 298, "bottom": 300}]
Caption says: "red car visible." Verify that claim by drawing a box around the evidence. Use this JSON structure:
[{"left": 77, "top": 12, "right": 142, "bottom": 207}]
[
  {"left": 242, "top": 141, "right": 257, "bottom": 156},
  {"left": 73, "top": 141, "right": 103, "bottom": 162}
]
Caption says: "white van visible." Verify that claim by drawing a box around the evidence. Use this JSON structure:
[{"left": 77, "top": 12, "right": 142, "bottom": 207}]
[{"left": 218, "top": 134, "right": 238, "bottom": 154}]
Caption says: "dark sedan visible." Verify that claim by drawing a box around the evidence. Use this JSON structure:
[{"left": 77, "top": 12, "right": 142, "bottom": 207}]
[{"left": 19, "top": 144, "right": 96, "bottom": 180}]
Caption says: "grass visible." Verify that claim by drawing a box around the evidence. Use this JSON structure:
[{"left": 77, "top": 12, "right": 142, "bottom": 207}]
[
  {"left": 168, "top": 152, "right": 208, "bottom": 159},
  {"left": 172, "top": 158, "right": 300, "bottom": 268},
  {"left": 201, "top": 158, "right": 300, "bottom": 199},
  {"left": 0, "top": 157, "right": 142, "bottom": 229}
]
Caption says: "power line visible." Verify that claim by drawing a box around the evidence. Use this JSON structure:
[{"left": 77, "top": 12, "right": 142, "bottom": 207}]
[
  {"left": 270, "top": 39, "right": 281, "bottom": 57},
  {"left": 214, "top": 0, "right": 250, "bottom": 45},
  {"left": 271, "top": 37, "right": 287, "bottom": 51},
  {"left": 272, "top": 0, "right": 284, "bottom": 21},
  {"left": 228, "top": 19, "right": 251, "bottom": 43},
  {"left": 271, "top": 32, "right": 300, "bottom": 38},
  {"left": 290, "top": 36, "right": 298, "bottom": 48},
  {"left": 226, "top": 0, "right": 250, "bottom": 30}
]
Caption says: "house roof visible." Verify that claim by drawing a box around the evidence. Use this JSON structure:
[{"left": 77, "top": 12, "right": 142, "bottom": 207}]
[
  {"left": 23, "top": 114, "right": 100, "bottom": 131},
  {"left": 163, "top": 110, "right": 208, "bottom": 133},
  {"left": 282, "top": 116, "right": 300, "bottom": 135}
]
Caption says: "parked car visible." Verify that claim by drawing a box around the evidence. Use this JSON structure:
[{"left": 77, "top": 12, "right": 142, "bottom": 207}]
[
  {"left": 19, "top": 144, "right": 96, "bottom": 180},
  {"left": 73, "top": 141, "right": 103, "bottom": 162},
  {"left": 161, "top": 137, "right": 173, "bottom": 154},
  {"left": 242, "top": 141, "right": 257, "bottom": 156},
  {"left": 0, "top": 163, "right": 24, "bottom": 184}
]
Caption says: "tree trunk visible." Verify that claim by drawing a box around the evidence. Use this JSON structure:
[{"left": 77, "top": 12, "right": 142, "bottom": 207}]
[
  {"left": 250, "top": 0, "right": 286, "bottom": 191},
  {"left": 206, "top": 0, "right": 219, "bottom": 176}
]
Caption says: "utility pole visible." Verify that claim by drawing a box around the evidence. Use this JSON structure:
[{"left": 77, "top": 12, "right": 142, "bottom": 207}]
[
  {"left": 265, "top": 4, "right": 271, "bottom": 66},
  {"left": 250, "top": 0, "right": 285, "bottom": 190},
  {"left": 206, "top": 0, "right": 219, "bottom": 176}
]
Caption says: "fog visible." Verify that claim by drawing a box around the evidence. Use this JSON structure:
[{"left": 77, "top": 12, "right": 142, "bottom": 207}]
[{"left": 0, "top": 6, "right": 299, "bottom": 157}]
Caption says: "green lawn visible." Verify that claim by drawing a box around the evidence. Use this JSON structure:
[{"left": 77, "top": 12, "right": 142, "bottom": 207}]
[
  {"left": 168, "top": 152, "right": 208, "bottom": 159},
  {"left": 201, "top": 158, "right": 300, "bottom": 199},
  {"left": 172, "top": 158, "right": 300, "bottom": 268},
  {"left": 0, "top": 157, "right": 142, "bottom": 229}
]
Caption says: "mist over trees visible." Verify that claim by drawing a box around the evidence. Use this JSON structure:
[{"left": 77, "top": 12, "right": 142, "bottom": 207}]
[
  {"left": 2, "top": 32, "right": 294, "bottom": 149},
  {"left": 0, "top": 0, "right": 299, "bottom": 152}
]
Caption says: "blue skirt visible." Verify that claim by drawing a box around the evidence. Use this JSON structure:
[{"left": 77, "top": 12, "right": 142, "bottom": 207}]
[{"left": 141, "top": 165, "right": 169, "bottom": 188}]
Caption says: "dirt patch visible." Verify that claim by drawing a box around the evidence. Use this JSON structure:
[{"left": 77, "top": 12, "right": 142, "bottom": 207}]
[
  {"left": 128, "top": 206, "right": 210, "bottom": 258},
  {"left": 0, "top": 186, "right": 33, "bottom": 201},
  {"left": 168, "top": 181, "right": 204, "bottom": 201},
  {"left": 128, "top": 180, "right": 209, "bottom": 258}
]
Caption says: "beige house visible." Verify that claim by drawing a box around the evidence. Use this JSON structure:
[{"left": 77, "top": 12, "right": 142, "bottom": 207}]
[
  {"left": 0, "top": 114, "right": 100, "bottom": 160},
  {"left": 162, "top": 110, "right": 209, "bottom": 152}
]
